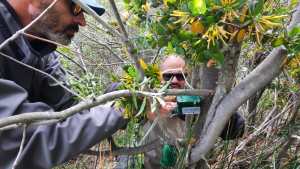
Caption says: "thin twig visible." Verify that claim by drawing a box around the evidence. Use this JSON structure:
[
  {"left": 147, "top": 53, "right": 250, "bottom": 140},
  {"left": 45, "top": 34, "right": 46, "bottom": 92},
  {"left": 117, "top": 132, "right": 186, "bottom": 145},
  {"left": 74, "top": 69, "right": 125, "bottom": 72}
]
[
  {"left": 72, "top": 0, "right": 124, "bottom": 41},
  {"left": 12, "top": 125, "right": 27, "bottom": 169},
  {"left": 108, "top": 0, "right": 145, "bottom": 80},
  {"left": 234, "top": 99, "right": 294, "bottom": 154},
  {"left": 80, "top": 32, "right": 125, "bottom": 62},
  {"left": 151, "top": 47, "right": 162, "bottom": 64},
  {"left": 56, "top": 50, "right": 87, "bottom": 73},
  {"left": 138, "top": 116, "right": 160, "bottom": 146},
  {"left": 86, "top": 62, "right": 132, "bottom": 66},
  {"left": 0, "top": 51, "right": 84, "bottom": 100},
  {"left": 75, "top": 46, "right": 88, "bottom": 73}
]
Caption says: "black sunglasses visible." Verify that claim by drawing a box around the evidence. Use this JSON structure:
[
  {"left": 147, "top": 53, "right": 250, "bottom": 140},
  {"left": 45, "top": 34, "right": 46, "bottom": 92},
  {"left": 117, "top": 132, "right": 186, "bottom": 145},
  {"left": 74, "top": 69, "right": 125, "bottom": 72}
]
[
  {"left": 70, "top": 1, "right": 83, "bottom": 16},
  {"left": 162, "top": 73, "right": 187, "bottom": 81}
]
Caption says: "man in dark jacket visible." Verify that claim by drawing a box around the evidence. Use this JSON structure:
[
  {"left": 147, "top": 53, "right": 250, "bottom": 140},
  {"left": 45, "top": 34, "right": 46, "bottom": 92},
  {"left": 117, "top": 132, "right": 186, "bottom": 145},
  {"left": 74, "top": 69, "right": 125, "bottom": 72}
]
[{"left": 0, "top": 0, "right": 127, "bottom": 168}]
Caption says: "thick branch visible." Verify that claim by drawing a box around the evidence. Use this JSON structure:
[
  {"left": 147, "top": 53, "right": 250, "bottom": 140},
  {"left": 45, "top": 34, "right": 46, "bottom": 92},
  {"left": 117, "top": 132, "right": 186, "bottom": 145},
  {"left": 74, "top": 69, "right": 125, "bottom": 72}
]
[
  {"left": 191, "top": 46, "right": 288, "bottom": 163},
  {"left": 190, "top": 2, "right": 300, "bottom": 163},
  {"left": 84, "top": 139, "right": 160, "bottom": 157},
  {"left": 164, "top": 89, "right": 214, "bottom": 97},
  {"left": 0, "top": 89, "right": 209, "bottom": 129}
]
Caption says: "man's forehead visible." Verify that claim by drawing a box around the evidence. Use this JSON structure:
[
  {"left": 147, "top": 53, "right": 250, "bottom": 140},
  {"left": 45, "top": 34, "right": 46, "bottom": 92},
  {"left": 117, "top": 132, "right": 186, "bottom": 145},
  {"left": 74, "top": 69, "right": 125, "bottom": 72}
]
[
  {"left": 161, "top": 58, "right": 185, "bottom": 69},
  {"left": 162, "top": 68, "right": 185, "bottom": 74}
]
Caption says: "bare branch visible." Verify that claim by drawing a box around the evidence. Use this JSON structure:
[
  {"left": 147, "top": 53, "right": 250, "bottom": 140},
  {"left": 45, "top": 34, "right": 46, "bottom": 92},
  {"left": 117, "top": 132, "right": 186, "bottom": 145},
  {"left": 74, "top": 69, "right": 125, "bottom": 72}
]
[
  {"left": 0, "top": 90, "right": 133, "bottom": 129},
  {"left": 75, "top": 47, "right": 88, "bottom": 73},
  {"left": 84, "top": 139, "right": 160, "bottom": 156},
  {"left": 79, "top": 32, "right": 125, "bottom": 62},
  {"left": 72, "top": 0, "right": 124, "bottom": 41},
  {"left": 108, "top": 0, "right": 129, "bottom": 39},
  {"left": 86, "top": 62, "right": 133, "bottom": 66},
  {"left": 108, "top": 0, "right": 145, "bottom": 79},
  {"left": 0, "top": 51, "right": 84, "bottom": 100},
  {"left": 138, "top": 116, "right": 160, "bottom": 145},
  {"left": 56, "top": 50, "right": 87, "bottom": 73},
  {"left": 12, "top": 125, "right": 27, "bottom": 169},
  {"left": 164, "top": 89, "right": 214, "bottom": 97},
  {"left": 0, "top": 89, "right": 210, "bottom": 129}
]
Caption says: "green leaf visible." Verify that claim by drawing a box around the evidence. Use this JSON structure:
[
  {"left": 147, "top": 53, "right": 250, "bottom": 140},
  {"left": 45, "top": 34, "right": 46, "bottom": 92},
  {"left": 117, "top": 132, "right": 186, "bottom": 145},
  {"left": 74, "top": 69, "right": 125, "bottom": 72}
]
[
  {"left": 165, "top": 0, "right": 176, "bottom": 5},
  {"left": 135, "top": 97, "right": 147, "bottom": 117},
  {"left": 151, "top": 97, "right": 158, "bottom": 113},
  {"left": 188, "top": 0, "right": 207, "bottom": 16},
  {"left": 131, "top": 89, "right": 138, "bottom": 110},
  {"left": 175, "top": 47, "right": 185, "bottom": 55},
  {"left": 288, "top": 26, "right": 300, "bottom": 37},
  {"left": 271, "top": 37, "right": 285, "bottom": 47},
  {"left": 290, "top": 0, "right": 298, "bottom": 8},
  {"left": 159, "top": 80, "right": 171, "bottom": 92},
  {"left": 204, "top": 15, "right": 217, "bottom": 25},
  {"left": 127, "top": 66, "right": 137, "bottom": 78},
  {"left": 212, "top": 50, "right": 224, "bottom": 65}
]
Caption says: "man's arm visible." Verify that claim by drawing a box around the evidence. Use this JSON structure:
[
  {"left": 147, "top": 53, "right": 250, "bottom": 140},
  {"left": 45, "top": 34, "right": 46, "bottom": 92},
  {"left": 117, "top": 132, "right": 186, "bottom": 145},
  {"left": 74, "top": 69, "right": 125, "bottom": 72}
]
[{"left": 0, "top": 80, "right": 126, "bottom": 169}]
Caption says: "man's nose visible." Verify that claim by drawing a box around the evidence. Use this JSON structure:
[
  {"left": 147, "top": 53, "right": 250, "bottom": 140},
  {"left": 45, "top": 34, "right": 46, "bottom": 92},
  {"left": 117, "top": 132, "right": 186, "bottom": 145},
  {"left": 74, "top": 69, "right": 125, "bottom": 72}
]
[
  {"left": 73, "top": 12, "right": 86, "bottom": 26},
  {"left": 171, "top": 76, "right": 179, "bottom": 83}
]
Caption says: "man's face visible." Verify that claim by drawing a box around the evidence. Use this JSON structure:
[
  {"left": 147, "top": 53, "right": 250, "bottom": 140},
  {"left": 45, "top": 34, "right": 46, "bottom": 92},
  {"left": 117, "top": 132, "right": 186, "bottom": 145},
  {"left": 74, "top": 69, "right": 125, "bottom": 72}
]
[
  {"left": 28, "top": 0, "right": 86, "bottom": 45},
  {"left": 161, "top": 56, "right": 187, "bottom": 89}
]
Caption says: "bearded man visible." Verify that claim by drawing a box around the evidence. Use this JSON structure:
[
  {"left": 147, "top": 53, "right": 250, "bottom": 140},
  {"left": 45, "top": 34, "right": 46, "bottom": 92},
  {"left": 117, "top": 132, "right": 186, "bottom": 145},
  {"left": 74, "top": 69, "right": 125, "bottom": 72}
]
[
  {"left": 0, "top": 0, "right": 127, "bottom": 168},
  {"left": 144, "top": 55, "right": 245, "bottom": 169}
]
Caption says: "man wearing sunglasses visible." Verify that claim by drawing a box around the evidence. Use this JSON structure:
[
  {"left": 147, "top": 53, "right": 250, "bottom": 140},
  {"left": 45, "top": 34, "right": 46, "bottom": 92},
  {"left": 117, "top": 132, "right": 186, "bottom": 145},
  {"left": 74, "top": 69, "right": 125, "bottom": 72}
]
[
  {"left": 0, "top": 0, "right": 127, "bottom": 169},
  {"left": 144, "top": 55, "right": 245, "bottom": 169}
]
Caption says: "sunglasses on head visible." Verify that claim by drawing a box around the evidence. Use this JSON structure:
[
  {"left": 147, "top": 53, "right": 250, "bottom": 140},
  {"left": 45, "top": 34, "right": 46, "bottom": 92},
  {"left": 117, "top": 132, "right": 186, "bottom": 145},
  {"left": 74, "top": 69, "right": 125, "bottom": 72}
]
[
  {"left": 70, "top": 1, "right": 83, "bottom": 16},
  {"left": 162, "top": 73, "right": 187, "bottom": 81}
]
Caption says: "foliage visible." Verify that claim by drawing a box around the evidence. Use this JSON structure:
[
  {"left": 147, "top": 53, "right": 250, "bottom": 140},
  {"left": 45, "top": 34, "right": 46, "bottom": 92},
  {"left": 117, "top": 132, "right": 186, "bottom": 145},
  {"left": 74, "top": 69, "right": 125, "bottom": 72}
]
[
  {"left": 124, "top": 0, "right": 287, "bottom": 66},
  {"left": 114, "top": 59, "right": 161, "bottom": 119},
  {"left": 69, "top": 73, "right": 103, "bottom": 98},
  {"left": 274, "top": 26, "right": 300, "bottom": 83}
]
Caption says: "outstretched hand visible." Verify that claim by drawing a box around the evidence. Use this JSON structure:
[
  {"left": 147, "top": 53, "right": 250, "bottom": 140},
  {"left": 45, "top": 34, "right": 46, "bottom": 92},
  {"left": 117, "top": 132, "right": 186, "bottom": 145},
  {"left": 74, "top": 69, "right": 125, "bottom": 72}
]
[{"left": 147, "top": 101, "right": 177, "bottom": 121}]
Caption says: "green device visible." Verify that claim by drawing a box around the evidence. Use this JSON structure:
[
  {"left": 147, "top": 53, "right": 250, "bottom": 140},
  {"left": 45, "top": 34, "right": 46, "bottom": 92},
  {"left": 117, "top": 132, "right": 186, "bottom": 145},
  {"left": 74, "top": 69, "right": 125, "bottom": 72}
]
[{"left": 172, "top": 95, "right": 202, "bottom": 115}]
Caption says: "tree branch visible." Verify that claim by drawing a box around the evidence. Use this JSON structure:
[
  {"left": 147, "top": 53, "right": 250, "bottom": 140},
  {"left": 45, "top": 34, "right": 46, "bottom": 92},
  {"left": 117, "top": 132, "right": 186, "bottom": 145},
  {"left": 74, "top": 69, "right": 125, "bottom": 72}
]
[
  {"left": 0, "top": 89, "right": 210, "bottom": 129},
  {"left": 84, "top": 139, "right": 160, "bottom": 157},
  {"left": 190, "top": 2, "right": 300, "bottom": 163},
  {"left": 12, "top": 125, "right": 27, "bottom": 169},
  {"left": 190, "top": 46, "right": 288, "bottom": 163},
  {"left": 108, "top": 0, "right": 145, "bottom": 80},
  {"left": 73, "top": 0, "right": 124, "bottom": 41},
  {"left": 0, "top": 51, "right": 84, "bottom": 100}
]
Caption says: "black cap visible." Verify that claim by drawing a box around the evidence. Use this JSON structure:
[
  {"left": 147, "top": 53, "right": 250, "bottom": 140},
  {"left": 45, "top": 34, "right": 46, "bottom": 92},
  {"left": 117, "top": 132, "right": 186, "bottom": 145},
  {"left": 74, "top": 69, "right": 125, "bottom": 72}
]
[{"left": 73, "top": 0, "right": 105, "bottom": 16}]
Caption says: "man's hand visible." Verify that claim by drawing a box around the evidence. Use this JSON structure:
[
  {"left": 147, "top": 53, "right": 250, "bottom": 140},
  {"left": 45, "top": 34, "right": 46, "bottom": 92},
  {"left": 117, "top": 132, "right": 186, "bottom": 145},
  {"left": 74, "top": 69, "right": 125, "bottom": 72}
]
[{"left": 147, "top": 101, "right": 177, "bottom": 121}]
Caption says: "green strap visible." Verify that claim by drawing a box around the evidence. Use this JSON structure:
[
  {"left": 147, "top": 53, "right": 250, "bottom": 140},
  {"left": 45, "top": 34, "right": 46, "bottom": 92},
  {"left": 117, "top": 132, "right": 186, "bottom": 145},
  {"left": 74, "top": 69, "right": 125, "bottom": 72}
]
[{"left": 160, "top": 144, "right": 177, "bottom": 168}]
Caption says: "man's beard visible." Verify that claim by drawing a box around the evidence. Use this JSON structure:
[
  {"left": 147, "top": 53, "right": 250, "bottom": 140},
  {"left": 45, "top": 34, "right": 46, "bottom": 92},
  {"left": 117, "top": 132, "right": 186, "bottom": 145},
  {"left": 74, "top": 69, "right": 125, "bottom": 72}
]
[{"left": 28, "top": 11, "right": 79, "bottom": 45}]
